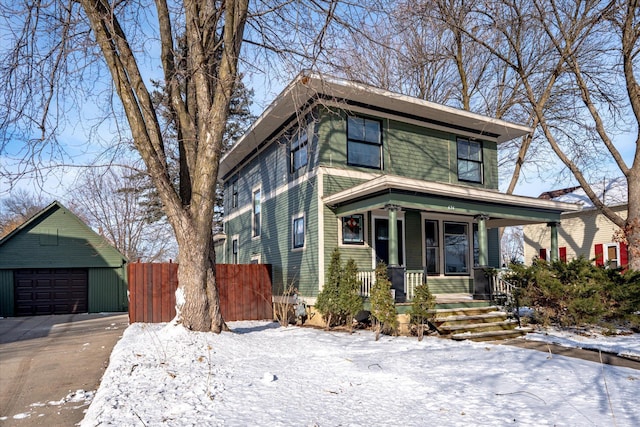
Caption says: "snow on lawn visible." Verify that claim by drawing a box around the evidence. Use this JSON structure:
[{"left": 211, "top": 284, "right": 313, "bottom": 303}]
[
  {"left": 526, "top": 328, "right": 640, "bottom": 360},
  {"left": 82, "top": 321, "right": 640, "bottom": 427}
]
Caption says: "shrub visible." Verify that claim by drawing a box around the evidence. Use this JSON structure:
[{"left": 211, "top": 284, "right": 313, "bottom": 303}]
[
  {"left": 315, "top": 248, "right": 342, "bottom": 329},
  {"left": 409, "top": 281, "right": 435, "bottom": 341},
  {"left": 369, "top": 262, "right": 398, "bottom": 340},
  {"left": 506, "top": 256, "right": 639, "bottom": 327},
  {"left": 339, "top": 258, "right": 364, "bottom": 332}
]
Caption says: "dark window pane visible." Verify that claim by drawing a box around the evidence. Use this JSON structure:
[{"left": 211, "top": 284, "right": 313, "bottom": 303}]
[
  {"left": 348, "top": 141, "right": 380, "bottom": 168},
  {"left": 364, "top": 119, "right": 381, "bottom": 144}
]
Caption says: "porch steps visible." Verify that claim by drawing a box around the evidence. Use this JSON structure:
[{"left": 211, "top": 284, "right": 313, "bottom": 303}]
[{"left": 432, "top": 306, "right": 531, "bottom": 342}]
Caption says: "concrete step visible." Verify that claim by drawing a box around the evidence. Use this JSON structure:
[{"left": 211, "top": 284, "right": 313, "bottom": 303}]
[
  {"left": 451, "top": 328, "right": 533, "bottom": 342},
  {"left": 433, "top": 312, "right": 508, "bottom": 327},
  {"left": 439, "top": 320, "right": 519, "bottom": 334},
  {"left": 433, "top": 306, "right": 499, "bottom": 317}
]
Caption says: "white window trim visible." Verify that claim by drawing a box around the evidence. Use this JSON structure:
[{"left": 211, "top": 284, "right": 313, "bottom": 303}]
[
  {"left": 420, "top": 213, "right": 474, "bottom": 277},
  {"left": 231, "top": 234, "right": 240, "bottom": 264},
  {"left": 338, "top": 213, "right": 369, "bottom": 248},
  {"left": 604, "top": 242, "right": 620, "bottom": 267},
  {"left": 250, "top": 253, "right": 261, "bottom": 264},
  {"left": 371, "top": 211, "right": 405, "bottom": 269},
  {"left": 292, "top": 213, "right": 305, "bottom": 251},
  {"left": 252, "top": 186, "right": 261, "bottom": 240}
]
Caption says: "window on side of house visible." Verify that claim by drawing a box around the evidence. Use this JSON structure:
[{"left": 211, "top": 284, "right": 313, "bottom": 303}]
[
  {"left": 342, "top": 214, "right": 364, "bottom": 245},
  {"left": 232, "top": 238, "right": 238, "bottom": 264},
  {"left": 292, "top": 215, "right": 305, "bottom": 249},
  {"left": 290, "top": 125, "right": 309, "bottom": 173},
  {"left": 231, "top": 178, "right": 238, "bottom": 209},
  {"left": 252, "top": 189, "right": 261, "bottom": 238},
  {"left": 444, "top": 222, "right": 469, "bottom": 274},
  {"left": 347, "top": 116, "right": 382, "bottom": 169},
  {"left": 457, "top": 138, "right": 483, "bottom": 183},
  {"left": 425, "top": 220, "right": 439, "bottom": 274},
  {"left": 473, "top": 223, "right": 479, "bottom": 267}
]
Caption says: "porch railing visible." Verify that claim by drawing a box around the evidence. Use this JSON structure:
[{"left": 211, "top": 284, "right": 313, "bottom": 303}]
[
  {"left": 488, "top": 269, "right": 518, "bottom": 307},
  {"left": 357, "top": 269, "right": 424, "bottom": 300},
  {"left": 357, "top": 268, "right": 519, "bottom": 307}
]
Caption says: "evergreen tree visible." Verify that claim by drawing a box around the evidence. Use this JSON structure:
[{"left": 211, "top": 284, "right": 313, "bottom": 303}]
[
  {"left": 339, "top": 258, "right": 364, "bottom": 333},
  {"left": 369, "top": 262, "right": 398, "bottom": 340},
  {"left": 409, "top": 282, "right": 436, "bottom": 341},
  {"left": 315, "top": 248, "right": 342, "bottom": 329}
]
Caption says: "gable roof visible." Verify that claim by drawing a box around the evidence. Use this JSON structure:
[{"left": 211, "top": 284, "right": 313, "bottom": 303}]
[
  {"left": 219, "top": 72, "right": 533, "bottom": 181},
  {"left": 0, "top": 200, "right": 127, "bottom": 266},
  {"left": 539, "top": 177, "right": 628, "bottom": 208}
]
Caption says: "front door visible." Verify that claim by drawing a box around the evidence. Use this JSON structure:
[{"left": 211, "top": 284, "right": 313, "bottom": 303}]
[{"left": 374, "top": 218, "right": 404, "bottom": 266}]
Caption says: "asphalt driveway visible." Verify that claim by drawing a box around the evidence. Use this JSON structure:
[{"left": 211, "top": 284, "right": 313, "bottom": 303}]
[{"left": 0, "top": 313, "right": 129, "bottom": 426}]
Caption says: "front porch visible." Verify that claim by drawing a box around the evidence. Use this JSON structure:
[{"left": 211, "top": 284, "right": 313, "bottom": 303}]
[
  {"left": 356, "top": 268, "right": 515, "bottom": 307},
  {"left": 324, "top": 174, "right": 580, "bottom": 302}
]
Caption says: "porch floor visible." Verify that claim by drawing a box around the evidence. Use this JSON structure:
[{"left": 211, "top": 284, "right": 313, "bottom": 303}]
[{"left": 433, "top": 293, "right": 475, "bottom": 303}]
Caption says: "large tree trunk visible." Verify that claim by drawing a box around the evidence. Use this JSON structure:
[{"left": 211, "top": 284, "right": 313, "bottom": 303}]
[
  {"left": 626, "top": 173, "right": 640, "bottom": 271},
  {"left": 174, "top": 219, "right": 228, "bottom": 332}
]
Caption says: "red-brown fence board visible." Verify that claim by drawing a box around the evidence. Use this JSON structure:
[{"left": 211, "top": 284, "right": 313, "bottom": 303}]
[{"left": 128, "top": 262, "right": 272, "bottom": 323}]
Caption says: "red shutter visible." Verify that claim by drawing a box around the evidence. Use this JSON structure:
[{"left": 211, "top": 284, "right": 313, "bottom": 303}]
[
  {"left": 539, "top": 248, "right": 547, "bottom": 261},
  {"left": 594, "top": 244, "right": 604, "bottom": 267},
  {"left": 620, "top": 242, "right": 628, "bottom": 271},
  {"left": 559, "top": 247, "right": 567, "bottom": 263}
]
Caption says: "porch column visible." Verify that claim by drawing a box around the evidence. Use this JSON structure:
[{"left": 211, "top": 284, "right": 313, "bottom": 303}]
[
  {"left": 475, "top": 214, "right": 489, "bottom": 266},
  {"left": 386, "top": 204, "right": 400, "bottom": 266},
  {"left": 548, "top": 222, "right": 559, "bottom": 262}
]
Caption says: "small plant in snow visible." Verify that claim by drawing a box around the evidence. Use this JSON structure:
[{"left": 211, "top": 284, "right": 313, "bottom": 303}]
[
  {"left": 339, "top": 258, "right": 364, "bottom": 333},
  {"left": 315, "top": 248, "right": 342, "bottom": 329},
  {"left": 369, "top": 262, "right": 398, "bottom": 340},
  {"left": 274, "top": 283, "right": 298, "bottom": 327},
  {"left": 409, "top": 282, "right": 435, "bottom": 341}
]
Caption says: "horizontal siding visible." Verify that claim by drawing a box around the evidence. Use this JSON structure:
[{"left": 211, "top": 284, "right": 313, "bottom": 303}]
[
  {"left": 316, "top": 107, "right": 499, "bottom": 190},
  {"left": 0, "top": 205, "right": 125, "bottom": 269},
  {"left": 0, "top": 270, "right": 14, "bottom": 316},
  {"left": 88, "top": 267, "right": 128, "bottom": 313},
  {"left": 385, "top": 121, "right": 451, "bottom": 183},
  {"left": 427, "top": 277, "right": 473, "bottom": 294},
  {"left": 225, "top": 176, "right": 319, "bottom": 298},
  {"left": 523, "top": 205, "right": 627, "bottom": 264}
]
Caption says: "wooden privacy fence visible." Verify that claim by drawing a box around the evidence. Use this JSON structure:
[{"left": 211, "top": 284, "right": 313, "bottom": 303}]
[{"left": 128, "top": 262, "right": 273, "bottom": 323}]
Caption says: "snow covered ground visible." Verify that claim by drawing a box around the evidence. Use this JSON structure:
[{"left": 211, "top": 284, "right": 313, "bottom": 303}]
[{"left": 77, "top": 320, "right": 640, "bottom": 427}]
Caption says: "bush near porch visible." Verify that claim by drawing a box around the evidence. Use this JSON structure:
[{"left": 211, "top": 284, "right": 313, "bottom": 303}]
[{"left": 504, "top": 257, "right": 640, "bottom": 329}]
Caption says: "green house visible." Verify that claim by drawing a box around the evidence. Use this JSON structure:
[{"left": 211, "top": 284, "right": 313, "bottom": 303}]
[
  {"left": 0, "top": 201, "right": 128, "bottom": 316},
  {"left": 216, "top": 73, "right": 579, "bottom": 306}
]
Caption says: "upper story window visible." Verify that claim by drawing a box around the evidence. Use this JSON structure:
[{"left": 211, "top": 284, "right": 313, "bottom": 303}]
[
  {"left": 347, "top": 116, "right": 382, "bottom": 169},
  {"left": 231, "top": 178, "right": 238, "bottom": 209},
  {"left": 457, "top": 138, "right": 483, "bottom": 183},
  {"left": 290, "top": 126, "right": 308, "bottom": 173},
  {"left": 252, "top": 189, "right": 261, "bottom": 238}
]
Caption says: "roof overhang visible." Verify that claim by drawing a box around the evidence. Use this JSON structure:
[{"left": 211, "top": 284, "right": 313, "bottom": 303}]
[
  {"left": 323, "top": 175, "right": 581, "bottom": 227},
  {"left": 219, "top": 72, "right": 533, "bottom": 181}
]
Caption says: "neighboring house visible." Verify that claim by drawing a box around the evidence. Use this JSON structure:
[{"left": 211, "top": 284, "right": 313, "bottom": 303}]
[
  {"left": 216, "top": 73, "right": 579, "bottom": 305},
  {"left": 523, "top": 177, "right": 628, "bottom": 268},
  {"left": 0, "top": 201, "right": 128, "bottom": 316}
]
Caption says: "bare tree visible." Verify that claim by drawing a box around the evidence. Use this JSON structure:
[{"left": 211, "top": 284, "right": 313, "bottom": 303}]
[
  {"left": 501, "top": 226, "right": 524, "bottom": 265},
  {"left": 0, "top": 0, "right": 356, "bottom": 331},
  {"left": 0, "top": 190, "right": 46, "bottom": 238},
  {"left": 68, "top": 165, "right": 177, "bottom": 262},
  {"left": 454, "top": 0, "right": 640, "bottom": 269}
]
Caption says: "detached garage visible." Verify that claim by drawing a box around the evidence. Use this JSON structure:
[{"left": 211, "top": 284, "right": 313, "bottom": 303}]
[{"left": 0, "top": 201, "right": 128, "bottom": 316}]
